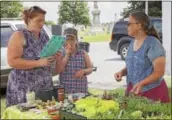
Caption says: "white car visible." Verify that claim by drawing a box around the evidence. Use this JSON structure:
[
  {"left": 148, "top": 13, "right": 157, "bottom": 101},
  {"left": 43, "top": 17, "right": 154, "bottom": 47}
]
[{"left": 0, "top": 19, "right": 57, "bottom": 88}]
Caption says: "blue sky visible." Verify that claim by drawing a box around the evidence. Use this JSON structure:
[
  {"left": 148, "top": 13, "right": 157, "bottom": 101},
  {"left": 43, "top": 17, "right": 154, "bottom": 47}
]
[{"left": 23, "top": 2, "right": 128, "bottom": 24}]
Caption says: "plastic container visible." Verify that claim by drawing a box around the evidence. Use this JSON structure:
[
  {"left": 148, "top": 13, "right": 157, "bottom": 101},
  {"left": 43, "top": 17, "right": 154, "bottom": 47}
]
[
  {"left": 53, "top": 85, "right": 58, "bottom": 101},
  {"left": 50, "top": 111, "right": 60, "bottom": 120},
  {"left": 26, "top": 91, "right": 35, "bottom": 104},
  {"left": 35, "top": 88, "right": 53, "bottom": 102},
  {"left": 58, "top": 87, "right": 65, "bottom": 102}
]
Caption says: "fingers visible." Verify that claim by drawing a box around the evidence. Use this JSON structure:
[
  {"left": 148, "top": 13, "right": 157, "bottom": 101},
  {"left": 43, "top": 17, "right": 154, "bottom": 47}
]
[
  {"left": 47, "top": 56, "right": 55, "bottom": 59},
  {"left": 47, "top": 56, "right": 55, "bottom": 62},
  {"left": 130, "top": 85, "right": 137, "bottom": 94},
  {"left": 55, "top": 51, "right": 62, "bottom": 56},
  {"left": 135, "top": 88, "right": 140, "bottom": 95},
  {"left": 55, "top": 52, "right": 63, "bottom": 61},
  {"left": 117, "top": 74, "right": 122, "bottom": 80},
  {"left": 114, "top": 73, "right": 122, "bottom": 81},
  {"left": 74, "top": 71, "right": 84, "bottom": 79},
  {"left": 74, "top": 73, "right": 81, "bottom": 78}
]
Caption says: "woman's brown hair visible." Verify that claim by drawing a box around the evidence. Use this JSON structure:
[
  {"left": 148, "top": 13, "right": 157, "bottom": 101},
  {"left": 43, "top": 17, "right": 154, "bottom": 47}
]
[
  {"left": 23, "top": 6, "right": 46, "bottom": 25},
  {"left": 130, "top": 11, "right": 160, "bottom": 40}
]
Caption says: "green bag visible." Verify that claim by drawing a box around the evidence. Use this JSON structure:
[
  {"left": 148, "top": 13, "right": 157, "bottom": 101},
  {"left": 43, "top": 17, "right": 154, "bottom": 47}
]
[{"left": 40, "top": 35, "right": 65, "bottom": 58}]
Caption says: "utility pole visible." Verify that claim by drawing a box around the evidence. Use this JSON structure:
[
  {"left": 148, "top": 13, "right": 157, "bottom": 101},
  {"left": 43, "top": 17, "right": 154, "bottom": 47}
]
[
  {"left": 145, "top": 1, "right": 148, "bottom": 15},
  {"left": 114, "top": 13, "right": 117, "bottom": 22}
]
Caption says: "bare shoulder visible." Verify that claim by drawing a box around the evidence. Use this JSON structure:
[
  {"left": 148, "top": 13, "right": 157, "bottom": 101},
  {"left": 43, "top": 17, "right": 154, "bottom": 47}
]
[{"left": 8, "top": 31, "right": 25, "bottom": 45}]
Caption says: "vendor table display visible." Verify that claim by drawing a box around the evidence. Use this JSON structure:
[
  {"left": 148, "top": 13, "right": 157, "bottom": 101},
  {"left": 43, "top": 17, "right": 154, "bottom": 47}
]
[{"left": 2, "top": 89, "right": 171, "bottom": 119}]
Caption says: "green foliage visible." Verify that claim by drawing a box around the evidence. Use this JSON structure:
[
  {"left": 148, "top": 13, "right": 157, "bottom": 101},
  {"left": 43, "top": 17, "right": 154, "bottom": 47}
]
[
  {"left": 121, "top": 1, "right": 162, "bottom": 18},
  {"left": 1, "top": 1, "right": 23, "bottom": 18},
  {"left": 130, "top": 110, "right": 143, "bottom": 119},
  {"left": 88, "top": 88, "right": 104, "bottom": 95},
  {"left": 44, "top": 20, "right": 56, "bottom": 25},
  {"left": 74, "top": 96, "right": 120, "bottom": 119},
  {"left": 118, "top": 95, "right": 172, "bottom": 119},
  {"left": 58, "top": 1, "right": 91, "bottom": 27}
]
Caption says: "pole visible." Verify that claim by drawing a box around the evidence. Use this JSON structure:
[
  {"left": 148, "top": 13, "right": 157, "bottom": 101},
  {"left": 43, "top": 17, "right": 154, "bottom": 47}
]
[
  {"left": 114, "top": 13, "right": 117, "bottom": 22},
  {"left": 145, "top": 1, "right": 148, "bottom": 15}
]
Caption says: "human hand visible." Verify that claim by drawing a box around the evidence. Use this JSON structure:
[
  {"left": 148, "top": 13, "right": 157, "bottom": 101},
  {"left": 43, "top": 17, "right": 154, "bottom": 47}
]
[
  {"left": 130, "top": 82, "right": 144, "bottom": 95},
  {"left": 65, "top": 43, "right": 72, "bottom": 55},
  {"left": 37, "top": 56, "right": 55, "bottom": 67},
  {"left": 114, "top": 71, "right": 123, "bottom": 82},
  {"left": 55, "top": 51, "right": 63, "bottom": 61},
  {"left": 74, "top": 69, "right": 85, "bottom": 79}
]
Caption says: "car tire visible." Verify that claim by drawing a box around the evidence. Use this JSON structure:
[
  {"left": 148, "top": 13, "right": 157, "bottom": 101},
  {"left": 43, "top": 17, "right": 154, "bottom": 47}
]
[{"left": 120, "top": 43, "right": 129, "bottom": 60}]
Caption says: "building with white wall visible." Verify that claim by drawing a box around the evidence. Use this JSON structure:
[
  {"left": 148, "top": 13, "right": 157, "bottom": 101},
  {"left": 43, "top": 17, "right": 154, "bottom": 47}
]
[{"left": 162, "top": 2, "right": 171, "bottom": 75}]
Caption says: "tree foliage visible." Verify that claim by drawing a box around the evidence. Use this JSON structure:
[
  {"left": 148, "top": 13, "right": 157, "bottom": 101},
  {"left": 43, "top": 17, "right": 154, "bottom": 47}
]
[
  {"left": 121, "top": 1, "right": 162, "bottom": 18},
  {"left": 58, "top": 1, "right": 91, "bottom": 27},
  {"left": 45, "top": 20, "right": 56, "bottom": 25},
  {"left": 1, "top": 1, "right": 23, "bottom": 18}
]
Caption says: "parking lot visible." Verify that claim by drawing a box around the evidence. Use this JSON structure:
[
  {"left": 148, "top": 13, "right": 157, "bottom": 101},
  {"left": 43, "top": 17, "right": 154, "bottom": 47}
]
[
  {"left": 86, "top": 41, "right": 126, "bottom": 89},
  {"left": 1, "top": 41, "right": 126, "bottom": 94}
]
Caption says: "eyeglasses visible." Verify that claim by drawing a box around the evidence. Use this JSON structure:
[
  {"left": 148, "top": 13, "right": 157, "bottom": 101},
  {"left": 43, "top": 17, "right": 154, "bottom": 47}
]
[
  {"left": 28, "top": 6, "right": 39, "bottom": 16},
  {"left": 126, "top": 22, "right": 140, "bottom": 27}
]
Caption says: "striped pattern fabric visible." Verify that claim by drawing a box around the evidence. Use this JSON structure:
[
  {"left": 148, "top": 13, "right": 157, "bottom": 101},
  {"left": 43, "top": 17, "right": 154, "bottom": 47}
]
[{"left": 59, "top": 49, "right": 88, "bottom": 94}]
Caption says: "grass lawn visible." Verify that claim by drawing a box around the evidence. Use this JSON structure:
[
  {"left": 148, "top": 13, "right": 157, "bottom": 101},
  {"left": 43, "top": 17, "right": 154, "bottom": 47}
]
[
  {"left": 82, "top": 34, "right": 111, "bottom": 42},
  {"left": 1, "top": 76, "right": 171, "bottom": 117},
  {"left": 78, "top": 30, "right": 111, "bottom": 42}
]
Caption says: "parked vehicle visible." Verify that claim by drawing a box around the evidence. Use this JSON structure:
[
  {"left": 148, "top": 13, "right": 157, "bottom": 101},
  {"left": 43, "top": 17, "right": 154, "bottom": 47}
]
[
  {"left": 109, "top": 18, "right": 162, "bottom": 60},
  {"left": 0, "top": 18, "right": 52, "bottom": 88}
]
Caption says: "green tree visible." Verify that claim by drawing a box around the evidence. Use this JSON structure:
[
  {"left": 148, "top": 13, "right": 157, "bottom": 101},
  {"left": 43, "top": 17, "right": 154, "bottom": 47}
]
[
  {"left": 121, "top": 1, "right": 161, "bottom": 18},
  {"left": 58, "top": 1, "right": 91, "bottom": 27},
  {"left": 45, "top": 20, "right": 56, "bottom": 25},
  {"left": 1, "top": 1, "right": 23, "bottom": 18}
]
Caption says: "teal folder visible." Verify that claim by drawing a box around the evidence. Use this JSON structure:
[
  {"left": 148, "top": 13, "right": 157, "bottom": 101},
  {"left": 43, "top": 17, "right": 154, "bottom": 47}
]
[{"left": 40, "top": 35, "right": 65, "bottom": 58}]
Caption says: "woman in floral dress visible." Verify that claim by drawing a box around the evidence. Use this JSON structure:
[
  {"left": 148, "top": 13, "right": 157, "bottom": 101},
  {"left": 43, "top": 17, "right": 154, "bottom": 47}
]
[{"left": 6, "top": 6, "right": 61, "bottom": 107}]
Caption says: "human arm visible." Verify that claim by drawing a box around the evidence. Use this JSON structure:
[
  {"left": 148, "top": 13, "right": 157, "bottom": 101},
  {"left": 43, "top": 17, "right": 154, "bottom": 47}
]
[
  {"left": 131, "top": 39, "right": 166, "bottom": 94},
  {"left": 114, "top": 67, "right": 127, "bottom": 82},
  {"left": 55, "top": 44, "right": 72, "bottom": 74},
  {"left": 7, "top": 31, "right": 54, "bottom": 69},
  {"left": 74, "top": 51, "right": 93, "bottom": 79},
  {"left": 131, "top": 56, "right": 166, "bottom": 94}
]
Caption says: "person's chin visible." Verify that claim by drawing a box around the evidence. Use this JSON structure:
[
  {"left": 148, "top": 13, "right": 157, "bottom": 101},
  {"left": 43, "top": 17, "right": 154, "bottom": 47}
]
[{"left": 36, "top": 29, "right": 41, "bottom": 33}]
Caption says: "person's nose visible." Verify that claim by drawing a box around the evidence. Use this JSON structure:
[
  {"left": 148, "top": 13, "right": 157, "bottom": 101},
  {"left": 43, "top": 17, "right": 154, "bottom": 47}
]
[{"left": 40, "top": 21, "right": 44, "bottom": 27}]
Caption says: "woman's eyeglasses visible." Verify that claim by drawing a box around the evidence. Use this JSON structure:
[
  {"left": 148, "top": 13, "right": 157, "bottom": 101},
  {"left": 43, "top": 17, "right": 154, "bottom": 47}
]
[
  {"left": 28, "top": 6, "right": 39, "bottom": 16},
  {"left": 126, "top": 22, "right": 139, "bottom": 27}
]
